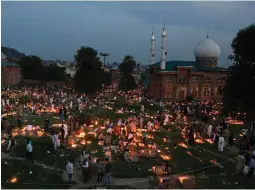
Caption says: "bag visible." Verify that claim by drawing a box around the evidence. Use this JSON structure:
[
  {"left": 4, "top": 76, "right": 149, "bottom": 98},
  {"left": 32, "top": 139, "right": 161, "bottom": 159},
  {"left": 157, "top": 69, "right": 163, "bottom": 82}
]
[{"left": 11, "top": 139, "right": 16, "bottom": 147}]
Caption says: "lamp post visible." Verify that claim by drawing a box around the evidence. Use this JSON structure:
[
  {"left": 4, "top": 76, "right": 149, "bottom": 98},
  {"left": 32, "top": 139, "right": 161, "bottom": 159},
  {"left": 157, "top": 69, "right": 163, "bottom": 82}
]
[{"left": 100, "top": 52, "right": 110, "bottom": 67}]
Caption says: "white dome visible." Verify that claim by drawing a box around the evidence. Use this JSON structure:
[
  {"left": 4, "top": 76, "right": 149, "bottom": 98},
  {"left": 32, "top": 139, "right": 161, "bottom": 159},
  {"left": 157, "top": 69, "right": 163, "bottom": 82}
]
[
  {"left": 194, "top": 37, "right": 221, "bottom": 58},
  {"left": 1, "top": 52, "right": 7, "bottom": 60}
]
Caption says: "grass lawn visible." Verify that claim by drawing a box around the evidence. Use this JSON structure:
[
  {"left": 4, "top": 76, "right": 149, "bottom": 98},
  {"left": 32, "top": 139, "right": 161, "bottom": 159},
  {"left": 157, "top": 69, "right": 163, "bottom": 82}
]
[
  {"left": 2, "top": 99, "right": 254, "bottom": 189},
  {"left": 1, "top": 159, "right": 68, "bottom": 189}
]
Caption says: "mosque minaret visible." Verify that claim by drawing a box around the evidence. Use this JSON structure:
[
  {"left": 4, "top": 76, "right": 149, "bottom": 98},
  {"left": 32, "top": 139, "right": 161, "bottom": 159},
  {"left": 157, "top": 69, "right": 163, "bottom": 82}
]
[
  {"left": 160, "top": 22, "right": 167, "bottom": 70},
  {"left": 150, "top": 27, "right": 155, "bottom": 65}
]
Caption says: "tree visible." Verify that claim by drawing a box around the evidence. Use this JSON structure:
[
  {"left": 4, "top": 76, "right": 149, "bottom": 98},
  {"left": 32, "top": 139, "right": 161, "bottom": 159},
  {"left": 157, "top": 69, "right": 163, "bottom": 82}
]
[
  {"left": 223, "top": 24, "right": 255, "bottom": 122},
  {"left": 118, "top": 74, "right": 137, "bottom": 91},
  {"left": 118, "top": 55, "right": 137, "bottom": 91},
  {"left": 229, "top": 24, "right": 255, "bottom": 65},
  {"left": 74, "top": 46, "right": 112, "bottom": 94},
  {"left": 43, "top": 66, "right": 66, "bottom": 81},
  {"left": 119, "top": 55, "right": 136, "bottom": 76},
  {"left": 17, "top": 55, "right": 44, "bottom": 80}
]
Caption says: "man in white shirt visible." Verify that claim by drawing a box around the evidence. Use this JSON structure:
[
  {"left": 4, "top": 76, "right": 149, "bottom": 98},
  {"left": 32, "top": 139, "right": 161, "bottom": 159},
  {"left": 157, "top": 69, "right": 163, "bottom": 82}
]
[
  {"left": 26, "top": 140, "right": 34, "bottom": 163},
  {"left": 66, "top": 160, "right": 73, "bottom": 183},
  {"left": 107, "top": 127, "right": 114, "bottom": 134},
  {"left": 208, "top": 125, "right": 213, "bottom": 138},
  {"left": 218, "top": 135, "right": 224, "bottom": 152}
]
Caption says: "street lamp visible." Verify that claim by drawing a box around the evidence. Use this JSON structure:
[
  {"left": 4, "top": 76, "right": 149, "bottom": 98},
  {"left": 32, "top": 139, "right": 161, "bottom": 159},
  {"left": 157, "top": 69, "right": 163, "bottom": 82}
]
[{"left": 100, "top": 52, "right": 110, "bottom": 67}]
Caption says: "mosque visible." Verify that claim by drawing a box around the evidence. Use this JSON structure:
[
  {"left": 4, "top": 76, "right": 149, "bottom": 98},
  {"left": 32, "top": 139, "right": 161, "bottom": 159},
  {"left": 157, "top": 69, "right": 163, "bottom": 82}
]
[
  {"left": 1, "top": 52, "right": 22, "bottom": 85},
  {"left": 148, "top": 24, "right": 228, "bottom": 101}
]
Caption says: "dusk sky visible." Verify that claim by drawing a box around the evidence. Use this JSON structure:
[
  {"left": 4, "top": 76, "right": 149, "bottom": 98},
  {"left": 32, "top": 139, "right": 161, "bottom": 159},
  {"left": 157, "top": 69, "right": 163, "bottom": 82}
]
[{"left": 2, "top": 1, "right": 255, "bottom": 67}]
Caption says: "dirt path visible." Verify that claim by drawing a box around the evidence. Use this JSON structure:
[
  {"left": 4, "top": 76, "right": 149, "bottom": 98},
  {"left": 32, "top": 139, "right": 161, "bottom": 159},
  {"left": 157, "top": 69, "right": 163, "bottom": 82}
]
[{"left": 1, "top": 152, "right": 63, "bottom": 171}]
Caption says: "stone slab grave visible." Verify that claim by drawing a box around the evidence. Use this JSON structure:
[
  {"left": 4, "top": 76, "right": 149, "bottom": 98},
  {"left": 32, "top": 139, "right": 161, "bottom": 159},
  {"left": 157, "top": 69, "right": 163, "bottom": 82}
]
[
  {"left": 177, "top": 175, "right": 196, "bottom": 189},
  {"left": 140, "top": 149, "right": 156, "bottom": 157},
  {"left": 130, "top": 149, "right": 140, "bottom": 163},
  {"left": 160, "top": 176, "right": 182, "bottom": 189}
]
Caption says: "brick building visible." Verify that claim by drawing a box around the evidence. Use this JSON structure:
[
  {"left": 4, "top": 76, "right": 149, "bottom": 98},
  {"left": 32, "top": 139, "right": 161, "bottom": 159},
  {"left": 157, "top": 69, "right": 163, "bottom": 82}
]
[
  {"left": 1, "top": 52, "right": 22, "bottom": 85},
  {"left": 148, "top": 25, "right": 228, "bottom": 101}
]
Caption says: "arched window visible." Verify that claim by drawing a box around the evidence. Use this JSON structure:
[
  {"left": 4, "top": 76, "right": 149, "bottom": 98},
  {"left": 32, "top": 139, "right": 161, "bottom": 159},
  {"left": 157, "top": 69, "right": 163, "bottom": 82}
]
[
  {"left": 178, "top": 76, "right": 187, "bottom": 83},
  {"left": 204, "top": 77, "right": 212, "bottom": 85},
  {"left": 191, "top": 77, "right": 200, "bottom": 85},
  {"left": 203, "top": 88, "right": 210, "bottom": 96}
]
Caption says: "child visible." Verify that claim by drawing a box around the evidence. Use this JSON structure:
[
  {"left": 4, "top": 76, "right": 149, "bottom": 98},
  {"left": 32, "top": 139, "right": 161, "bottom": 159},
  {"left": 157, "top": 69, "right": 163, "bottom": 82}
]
[{"left": 142, "top": 131, "right": 147, "bottom": 144}]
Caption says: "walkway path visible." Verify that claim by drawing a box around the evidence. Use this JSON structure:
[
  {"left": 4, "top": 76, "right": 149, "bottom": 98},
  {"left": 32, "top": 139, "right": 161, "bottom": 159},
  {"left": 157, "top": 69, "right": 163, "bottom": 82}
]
[{"left": 1, "top": 152, "right": 63, "bottom": 171}]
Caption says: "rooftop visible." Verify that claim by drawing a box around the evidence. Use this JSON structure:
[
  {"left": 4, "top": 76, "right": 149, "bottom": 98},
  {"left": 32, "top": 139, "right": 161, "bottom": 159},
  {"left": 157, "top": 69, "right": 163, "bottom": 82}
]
[
  {"left": 151, "top": 60, "right": 228, "bottom": 72},
  {"left": 1, "top": 62, "right": 19, "bottom": 67}
]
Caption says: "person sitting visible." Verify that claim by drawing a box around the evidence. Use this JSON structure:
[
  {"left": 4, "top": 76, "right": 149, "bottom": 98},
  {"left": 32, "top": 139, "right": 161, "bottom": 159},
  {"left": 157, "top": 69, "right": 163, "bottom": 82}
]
[
  {"left": 124, "top": 148, "right": 132, "bottom": 164},
  {"left": 128, "top": 132, "right": 134, "bottom": 142},
  {"left": 157, "top": 179, "right": 167, "bottom": 189}
]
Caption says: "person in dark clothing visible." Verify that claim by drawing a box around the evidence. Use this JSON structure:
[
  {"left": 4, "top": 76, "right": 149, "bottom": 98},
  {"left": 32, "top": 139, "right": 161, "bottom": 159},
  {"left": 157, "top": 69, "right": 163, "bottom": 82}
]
[
  {"left": 81, "top": 158, "right": 89, "bottom": 182},
  {"left": 104, "top": 158, "right": 112, "bottom": 185},
  {"left": 63, "top": 107, "right": 67, "bottom": 120},
  {"left": 88, "top": 156, "right": 92, "bottom": 180},
  {"left": 44, "top": 117, "right": 50, "bottom": 133},
  {"left": 96, "top": 159, "right": 104, "bottom": 183},
  {"left": 228, "top": 132, "right": 234, "bottom": 146},
  {"left": 17, "top": 114, "right": 22, "bottom": 128},
  {"left": 59, "top": 107, "right": 63, "bottom": 120},
  {"left": 188, "top": 126, "right": 194, "bottom": 144},
  {"left": 60, "top": 124, "right": 65, "bottom": 145}
]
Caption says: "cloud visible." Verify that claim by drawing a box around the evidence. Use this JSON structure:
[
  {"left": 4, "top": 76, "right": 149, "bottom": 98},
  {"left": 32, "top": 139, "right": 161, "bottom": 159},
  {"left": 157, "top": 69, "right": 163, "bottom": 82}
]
[{"left": 1, "top": 1, "right": 254, "bottom": 67}]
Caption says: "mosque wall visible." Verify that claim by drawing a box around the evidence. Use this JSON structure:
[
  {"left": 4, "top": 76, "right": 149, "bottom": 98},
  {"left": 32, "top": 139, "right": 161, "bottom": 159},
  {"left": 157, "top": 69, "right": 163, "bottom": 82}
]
[
  {"left": 1, "top": 66, "right": 22, "bottom": 85},
  {"left": 149, "top": 71, "right": 228, "bottom": 101}
]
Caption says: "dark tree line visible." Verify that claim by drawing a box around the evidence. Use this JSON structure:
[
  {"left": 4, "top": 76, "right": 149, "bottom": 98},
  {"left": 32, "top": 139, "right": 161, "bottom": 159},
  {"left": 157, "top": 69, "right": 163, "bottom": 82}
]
[
  {"left": 223, "top": 24, "right": 255, "bottom": 122},
  {"left": 17, "top": 56, "right": 66, "bottom": 82},
  {"left": 118, "top": 55, "right": 137, "bottom": 91},
  {"left": 74, "top": 46, "right": 112, "bottom": 95}
]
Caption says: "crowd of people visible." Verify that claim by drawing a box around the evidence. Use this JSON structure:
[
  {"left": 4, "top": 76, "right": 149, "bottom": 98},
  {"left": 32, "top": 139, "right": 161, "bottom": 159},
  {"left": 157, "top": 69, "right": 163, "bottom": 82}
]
[{"left": 1, "top": 85, "right": 255, "bottom": 188}]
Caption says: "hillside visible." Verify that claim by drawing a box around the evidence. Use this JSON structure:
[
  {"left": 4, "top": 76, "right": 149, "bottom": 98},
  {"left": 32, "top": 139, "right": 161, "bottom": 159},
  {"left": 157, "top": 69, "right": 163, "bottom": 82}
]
[{"left": 1, "top": 46, "right": 26, "bottom": 60}]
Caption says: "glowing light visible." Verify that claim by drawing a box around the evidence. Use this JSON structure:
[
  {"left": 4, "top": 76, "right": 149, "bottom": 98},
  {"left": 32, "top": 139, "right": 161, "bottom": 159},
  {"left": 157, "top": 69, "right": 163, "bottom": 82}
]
[
  {"left": 10, "top": 177, "right": 18, "bottom": 183},
  {"left": 178, "top": 176, "right": 191, "bottom": 184},
  {"left": 195, "top": 139, "right": 204, "bottom": 144},
  {"left": 205, "top": 139, "right": 213, "bottom": 144},
  {"left": 186, "top": 151, "right": 192, "bottom": 156},
  {"left": 160, "top": 154, "right": 172, "bottom": 160},
  {"left": 178, "top": 142, "right": 188, "bottom": 148}
]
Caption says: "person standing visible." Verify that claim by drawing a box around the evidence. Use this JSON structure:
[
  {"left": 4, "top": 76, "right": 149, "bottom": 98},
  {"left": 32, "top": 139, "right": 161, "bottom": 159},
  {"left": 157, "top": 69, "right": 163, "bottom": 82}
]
[
  {"left": 228, "top": 131, "right": 234, "bottom": 147},
  {"left": 7, "top": 135, "right": 16, "bottom": 156},
  {"left": 17, "top": 114, "right": 22, "bottom": 128},
  {"left": 104, "top": 158, "right": 112, "bottom": 185},
  {"left": 59, "top": 106, "right": 63, "bottom": 120},
  {"left": 236, "top": 152, "right": 246, "bottom": 174},
  {"left": 81, "top": 158, "right": 89, "bottom": 182},
  {"left": 61, "top": 125, "right": 65, "bottom": 145},
  {"left": 63, "top": 106, "right": 67, "bottom": 120},
  {"left": 66, "top": 160, "right": 73, "bottom": 184},
  {"left": 53, "top": 132, "right": 59, "bottom": 152},
  {"left": 218, "top": 135, "right": 225, "bottom": 152},
  {"left": 95, "top": 159, "right": 104, "bottom": 184},
  {"left": 248, "top": 156, "right": 255, "bottom": 177},
  {"left": 26, "top": 140, "right": 34, "bottom": 163},
  {"left": 44, "top": 117, "right": 50, "bottom": 133}
]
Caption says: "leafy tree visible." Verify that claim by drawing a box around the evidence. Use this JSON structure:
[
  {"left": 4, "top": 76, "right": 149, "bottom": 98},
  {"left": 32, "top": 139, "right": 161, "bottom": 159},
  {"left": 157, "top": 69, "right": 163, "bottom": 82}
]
[
  {"left": 229, "top": 24, "right": 255, "bottom": 65},
  {"left": 118, "top": 74, "right": 137, "bottom": 91},
  {"left": 17, "top": 56, "right": 44, "bottom": 80},
  {"left": 119, "top": 55, "right": 136, "bottom": 75},
  {"left": 223, "top": 24, "right": 255, "bottom": 122},
  {"left": 43, "top": 66, "right": 66, "bottom": 81},
  {"left": 118, "top": 55, "right": 137, "bottom": 91},
  {"left": 74, "top": 46, "right": 111, "bottom": 94}
]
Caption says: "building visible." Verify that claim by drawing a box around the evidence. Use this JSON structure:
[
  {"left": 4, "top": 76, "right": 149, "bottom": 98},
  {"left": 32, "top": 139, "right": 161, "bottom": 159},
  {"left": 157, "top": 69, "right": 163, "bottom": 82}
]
[
  {"left": 1, "top": 52, "right": 22, "bottom": 85},
  {"left": 148, "top": 25, "right": 228, "bottom": 101}
]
